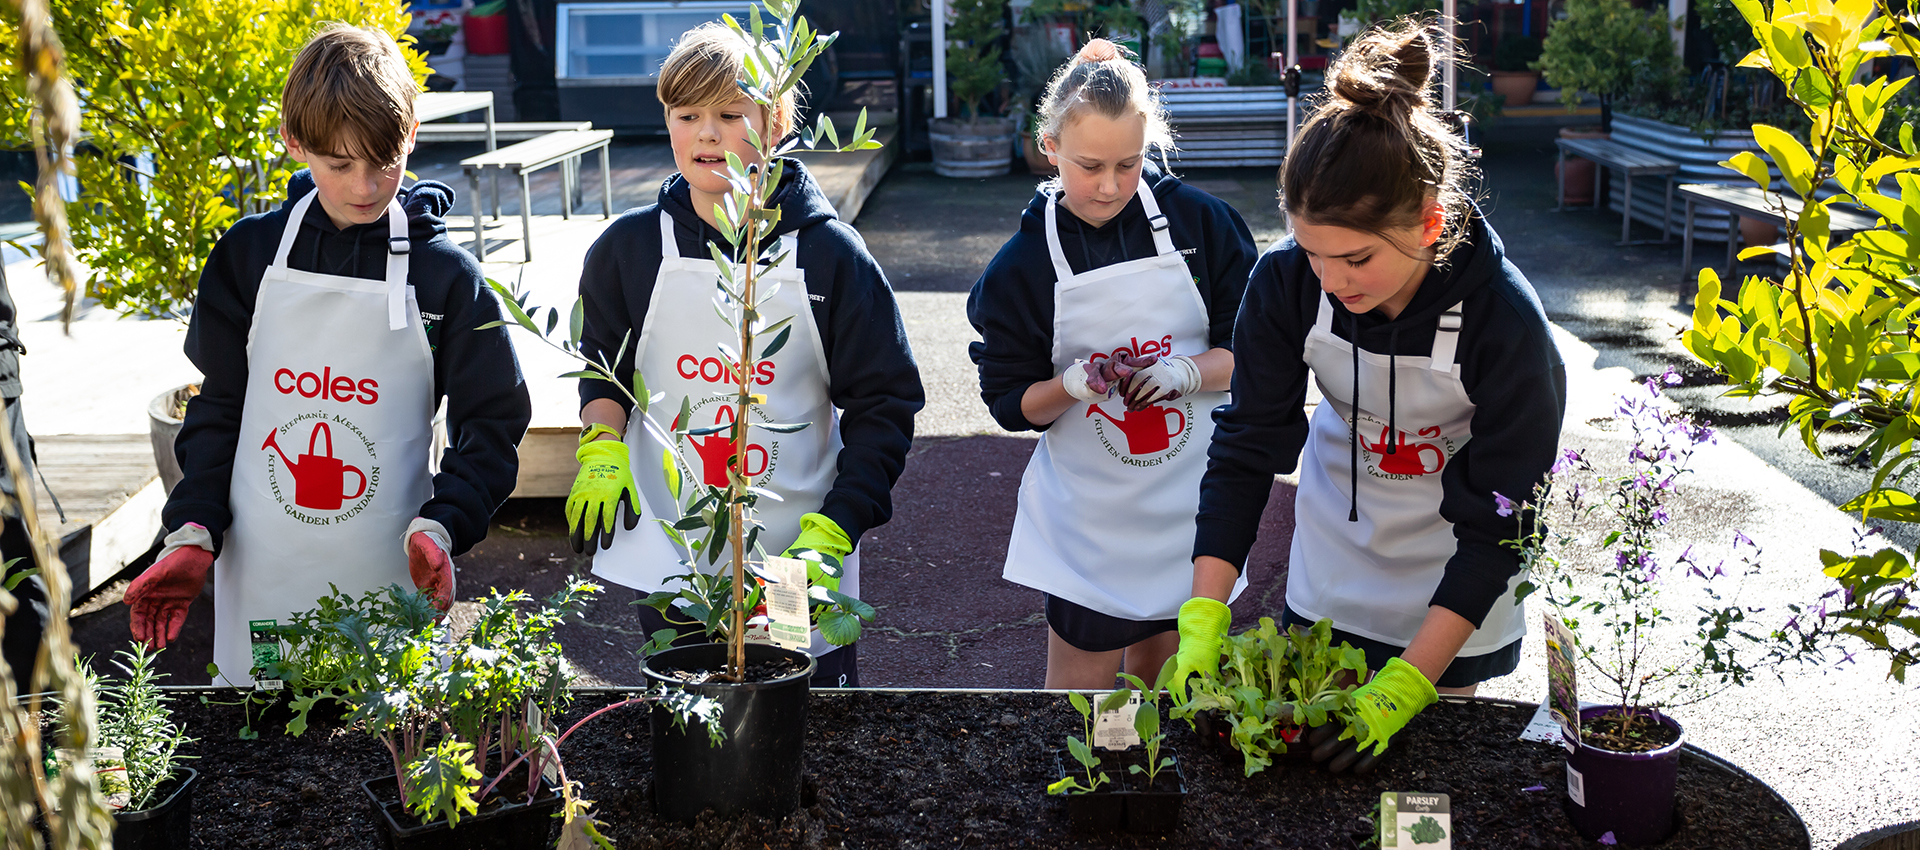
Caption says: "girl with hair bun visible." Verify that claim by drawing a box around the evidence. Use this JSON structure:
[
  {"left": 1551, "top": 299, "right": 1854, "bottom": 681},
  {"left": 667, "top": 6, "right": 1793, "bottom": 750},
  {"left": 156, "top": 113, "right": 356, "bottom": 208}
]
[
  {"left": 1172, "top": 21, "right": 1565, "bottom": 772},
  {"left": 967, "top": 39, "right": 1259, "bottom": 688}
]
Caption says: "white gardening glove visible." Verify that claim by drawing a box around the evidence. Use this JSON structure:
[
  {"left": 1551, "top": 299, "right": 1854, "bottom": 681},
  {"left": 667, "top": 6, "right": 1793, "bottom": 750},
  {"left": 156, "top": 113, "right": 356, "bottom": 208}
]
[
  {"left": 1061, "top": 359, "right": 1118, "bottom": 403},
  {"left": 1122, "top": 354, "right": 1202, "bottom": 408}
]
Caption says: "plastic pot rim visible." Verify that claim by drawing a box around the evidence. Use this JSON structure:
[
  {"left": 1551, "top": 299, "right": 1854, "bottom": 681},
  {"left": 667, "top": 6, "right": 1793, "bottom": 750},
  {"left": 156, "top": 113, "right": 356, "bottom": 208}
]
[{"left": 111, "top": 767, "right": 197, "bottom": 824}]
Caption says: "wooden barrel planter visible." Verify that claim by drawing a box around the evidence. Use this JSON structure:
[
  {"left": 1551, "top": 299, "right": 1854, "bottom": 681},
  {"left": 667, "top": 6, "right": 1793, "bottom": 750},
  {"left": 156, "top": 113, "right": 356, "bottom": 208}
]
[
  {"left": 930, "top": 117, "right": 1014, "bottom": 179},
  {"left": 1840, "top": 821, "right": 1920, "bottom": 850}
]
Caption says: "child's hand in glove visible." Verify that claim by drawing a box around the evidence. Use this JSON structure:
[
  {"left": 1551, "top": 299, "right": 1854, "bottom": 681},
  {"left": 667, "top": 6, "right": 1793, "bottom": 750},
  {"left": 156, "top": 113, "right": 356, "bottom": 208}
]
[{"left": 1121, "top": 354, "right": 1201, "bottom": 410}]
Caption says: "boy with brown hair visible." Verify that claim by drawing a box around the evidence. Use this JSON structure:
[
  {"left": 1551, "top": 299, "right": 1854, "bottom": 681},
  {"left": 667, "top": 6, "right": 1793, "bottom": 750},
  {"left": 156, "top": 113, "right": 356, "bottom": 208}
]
[
  {"left": 567, "top": 23, "right": 922, "bottom": 688},
  {"left": 125, "top": 24, "right": 531, "bottom": 684}
]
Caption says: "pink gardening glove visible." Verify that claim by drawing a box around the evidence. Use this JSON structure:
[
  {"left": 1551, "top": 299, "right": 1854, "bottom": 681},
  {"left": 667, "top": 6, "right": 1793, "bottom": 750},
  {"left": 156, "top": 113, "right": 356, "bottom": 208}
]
[
  {"left": 126, "top": 543, "right": 214, "bottom": 650},
  {"left": 407, "top": 531, "right": 455, "bottom": 612}
]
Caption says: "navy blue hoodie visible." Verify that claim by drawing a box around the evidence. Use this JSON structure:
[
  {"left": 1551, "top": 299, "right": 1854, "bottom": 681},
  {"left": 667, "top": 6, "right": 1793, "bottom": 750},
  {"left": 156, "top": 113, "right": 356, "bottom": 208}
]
[
  {"left": 1195, "top": 214, "right": 1566, "bottom": 629},
  {"left": 576, "top": 158, "right": 924, "bottom": 546},
  {"left": 967, "top": 163, "right": 1258, "bottom": 432},
  {"left": 164, "top": 172, "right": 531, "bottom": 555}
]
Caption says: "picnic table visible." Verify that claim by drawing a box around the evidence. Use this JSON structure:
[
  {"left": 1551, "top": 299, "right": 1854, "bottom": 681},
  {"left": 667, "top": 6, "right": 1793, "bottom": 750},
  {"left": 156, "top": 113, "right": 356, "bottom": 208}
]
[{"left": 1556, "top": 137, "right": 1680, "bottom": 246}]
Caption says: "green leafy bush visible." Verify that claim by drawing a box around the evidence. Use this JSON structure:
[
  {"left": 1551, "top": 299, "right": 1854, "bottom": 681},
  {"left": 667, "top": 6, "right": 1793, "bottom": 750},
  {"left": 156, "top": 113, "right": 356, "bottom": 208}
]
[
  {"left": 1682, "top": 0, "right": 1920, "bottom": 683},
  {"left": 1494, "top": 35, "right": 1542, "bottom": 72},
  {"left": 947, "top": 0, "right": 1009, "bottom": 120},
  {"left": 1536, "top": 0, "right": 1681, "bottom": 131},
  {"left": 0, "top": 0, "right": 427, "bottom": 320},
  {"left": 1169, "top": 617, "right": 1367, "bottom": 776}
]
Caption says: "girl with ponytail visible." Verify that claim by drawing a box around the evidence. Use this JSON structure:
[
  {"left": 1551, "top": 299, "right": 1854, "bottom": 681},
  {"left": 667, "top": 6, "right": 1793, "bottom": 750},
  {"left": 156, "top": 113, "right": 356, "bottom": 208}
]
[
  {"left": 1175, "top": 21, "right": 1566, "bottom": 772},
  {"left": 967, "top": 39, "right": 1259, "bottom": 688}
]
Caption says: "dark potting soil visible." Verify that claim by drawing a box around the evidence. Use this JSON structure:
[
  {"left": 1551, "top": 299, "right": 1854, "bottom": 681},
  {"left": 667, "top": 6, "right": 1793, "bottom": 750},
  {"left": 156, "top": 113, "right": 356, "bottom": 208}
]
[
  {"left": 168, "top": 691, "right": 1806, "bottom": 849},
  {"left": 653, "top": 654, "right": 811, "bottom": 684},
  {"left": 1581, "top": 710, "right": 1683, "bottom": 754}
]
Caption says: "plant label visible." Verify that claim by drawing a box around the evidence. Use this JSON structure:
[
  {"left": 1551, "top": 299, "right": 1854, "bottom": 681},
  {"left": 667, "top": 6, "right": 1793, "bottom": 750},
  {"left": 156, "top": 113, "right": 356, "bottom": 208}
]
[
  {"left": 1566, "top": 763, "right": 1586, "bottom": 808},
  {"left": 1541, "top": 612, "right": 1581, "bottom": 752},
  {"left": 761, "top": 555, "right": 812, "bottom": 650},
  {"left": 1378, "top": 791, "right": 1450, "bottom": 848},
  {"left": 248, "top": 619, "right": 285, "bottom": 690},
  {"left": 1094, "top": 691, "right": 1142, "bottom": 751},
  {"left": 527, "top": 698, "right": 561, "bottom": 786},
  {"left": 48, "top": 747, "right": 129, "bottom": 811}
]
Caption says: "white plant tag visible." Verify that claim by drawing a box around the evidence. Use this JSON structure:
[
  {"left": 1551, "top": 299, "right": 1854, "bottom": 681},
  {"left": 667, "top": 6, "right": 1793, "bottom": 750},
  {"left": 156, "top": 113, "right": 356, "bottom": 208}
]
[
  {"left": 1378, "top": 792, "right": 1451, "bottom": 848},
  {"left": 761, "top": 556, "right": 812, "bottom": 650},
  {"left": 92, "top": 746, "right": 130, "bottom": 811},
  {"left": 526, "top": 698, "right": 559, "bottom": 786},
  {"left": 1094, "top": 691, "right": 1142, "bottom": 750},
  {"left": 1566, "top": 763, "right": 1586, "bottom": 808}
]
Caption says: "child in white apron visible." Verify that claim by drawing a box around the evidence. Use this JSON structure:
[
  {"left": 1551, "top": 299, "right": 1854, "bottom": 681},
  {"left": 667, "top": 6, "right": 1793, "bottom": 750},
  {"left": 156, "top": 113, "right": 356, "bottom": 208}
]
[
  {"left": 566, "top": 23, "right": 924, "bottom": 688},
  {"left": 125, "top": 26, "right": 532, "bottom": 682},
  {"left": 968, "top": 39, "right": 1258, "bottom": 689},
  {"left": 1174, "top": 23, "right": 1566, "bottom": 773}
]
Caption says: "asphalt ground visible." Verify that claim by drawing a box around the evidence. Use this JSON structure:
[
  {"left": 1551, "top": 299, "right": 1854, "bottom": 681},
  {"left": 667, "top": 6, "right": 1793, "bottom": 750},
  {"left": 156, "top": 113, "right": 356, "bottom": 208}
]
[{"left": 62, "top": 125, "right": 1920, "bottom": 845}]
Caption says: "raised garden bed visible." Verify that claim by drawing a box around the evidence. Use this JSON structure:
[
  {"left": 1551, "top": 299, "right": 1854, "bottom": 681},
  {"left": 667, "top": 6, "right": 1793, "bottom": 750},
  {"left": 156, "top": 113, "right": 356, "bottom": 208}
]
[{"left": 161, "top": 689, "right": 1806, "bottom": 848}]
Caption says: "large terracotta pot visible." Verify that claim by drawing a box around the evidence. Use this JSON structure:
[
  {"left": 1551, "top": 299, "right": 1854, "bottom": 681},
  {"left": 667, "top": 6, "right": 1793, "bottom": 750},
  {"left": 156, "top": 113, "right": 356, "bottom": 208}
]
[
  {"left": 1490, "top": 71, "right": 1540, "bottom": 106},
  {"left": 1556, "top": 126, "right": 1608, "bottom": 207}
]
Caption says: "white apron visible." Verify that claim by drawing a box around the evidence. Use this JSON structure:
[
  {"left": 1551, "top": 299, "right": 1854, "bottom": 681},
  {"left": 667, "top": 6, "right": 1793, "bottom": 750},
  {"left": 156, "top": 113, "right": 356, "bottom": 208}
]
[
  {"left": 1003, "top": 185, "right": 1246, "bottom": 621},
  {"left": 1289, "top": 295, "right": 1526, "bottom": 656},
  {"left": 213, "top": 192, "right": 436, "bottom": 685},
  {"left": 591, "top": 212, "right": 856, "bottom": 658}
]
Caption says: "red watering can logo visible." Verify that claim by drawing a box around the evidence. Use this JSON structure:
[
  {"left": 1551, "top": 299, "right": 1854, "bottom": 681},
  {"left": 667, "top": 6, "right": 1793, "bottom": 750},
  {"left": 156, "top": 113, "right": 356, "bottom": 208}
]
[
  {"left": 1086, "top": 402, "right": 1186, "bottom": 455},
  {"left": 1363, "top": 424, "right": 1448, "bottom": 476},
  {"left": 687, "top": 406, "right": 769, "bottom": 487},
  {"left": 262, "top": 421, "right": 367, "bottom": 511}
]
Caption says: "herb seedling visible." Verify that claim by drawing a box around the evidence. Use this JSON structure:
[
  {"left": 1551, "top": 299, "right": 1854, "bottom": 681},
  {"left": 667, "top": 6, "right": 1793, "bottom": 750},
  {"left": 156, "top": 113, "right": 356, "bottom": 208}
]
[
  {"left": 59, "top": 643, "right": 196, "bottom": 812},
  {"left": 1046, "top": 690, "right": 1113, "bottom": 795},
  {"left": 1115, "top": 673, "right": 1174, "bottom": 790}
]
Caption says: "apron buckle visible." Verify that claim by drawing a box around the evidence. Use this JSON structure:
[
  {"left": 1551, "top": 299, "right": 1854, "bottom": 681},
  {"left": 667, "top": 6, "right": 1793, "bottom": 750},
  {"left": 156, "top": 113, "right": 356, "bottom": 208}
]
[
  {"left": 1148, "top": 214, "right": 1169, "bottom": 233},
  {"left": 388, "top": 237, "right": 410, "bottom": 255}
]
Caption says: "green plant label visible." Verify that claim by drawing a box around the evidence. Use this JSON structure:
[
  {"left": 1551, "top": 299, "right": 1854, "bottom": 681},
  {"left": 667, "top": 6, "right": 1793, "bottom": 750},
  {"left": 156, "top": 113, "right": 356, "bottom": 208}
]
[
  {"left": 761, "top": 555, "right": 812, "bottom": 650},
  {"left": 1542, "top": 613, "right": 1581, "bottom": 752},
  {"left": 1379, "top": 792, "right": 1450, "bottom": 848},
  {"left": 1094, "top": 690, "right": 1142, "bottom": 750},
  {"left": 248, "top": 619, "right": 285, "bottom": 691}
]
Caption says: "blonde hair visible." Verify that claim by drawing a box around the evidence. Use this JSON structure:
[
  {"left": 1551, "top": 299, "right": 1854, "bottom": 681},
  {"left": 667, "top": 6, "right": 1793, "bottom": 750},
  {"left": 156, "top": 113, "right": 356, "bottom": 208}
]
[
  {"left": 1281, "top": 20, "right": 1476, "bottom": 259},
  {"left": 282, "top": 24, "right": 418, "bottom": 166},
  {"left": 1037, "top": 39, "right": 1174, "bottom": 155},
  {"left": 657, "top": 22, "right": 798, "bottom": 143}
]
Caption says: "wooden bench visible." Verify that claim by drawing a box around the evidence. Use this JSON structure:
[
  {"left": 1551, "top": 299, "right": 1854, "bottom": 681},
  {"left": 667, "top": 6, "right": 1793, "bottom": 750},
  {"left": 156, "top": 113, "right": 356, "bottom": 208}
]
[
  {"left": 1556, "top": 137, "right": 1681, "bottom": 246},
  {"left": 460, "top": 129, "right": 615, "bottom": 263},
  {"left": 1678, "top": 183, "right": 1879, "bottom": 298},
  {"left": 418, "top": 120, "right": 594, "bottom": 145}
]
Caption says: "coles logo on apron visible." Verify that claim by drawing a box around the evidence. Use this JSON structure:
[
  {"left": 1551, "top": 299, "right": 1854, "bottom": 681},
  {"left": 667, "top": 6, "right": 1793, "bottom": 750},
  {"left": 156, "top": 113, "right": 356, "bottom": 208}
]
[
  {"left": 1081, "top": 335, "right": 1197, "bottom": 467},
  {"left": 261, "top": 415, "right": 379, "bottom": 521}
]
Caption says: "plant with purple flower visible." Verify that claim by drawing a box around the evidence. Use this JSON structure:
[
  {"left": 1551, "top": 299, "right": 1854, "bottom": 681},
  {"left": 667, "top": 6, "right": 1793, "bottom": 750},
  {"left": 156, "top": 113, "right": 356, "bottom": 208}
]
[{"left": 1501, "top": 372, "right": 1770, "bottom": 746}]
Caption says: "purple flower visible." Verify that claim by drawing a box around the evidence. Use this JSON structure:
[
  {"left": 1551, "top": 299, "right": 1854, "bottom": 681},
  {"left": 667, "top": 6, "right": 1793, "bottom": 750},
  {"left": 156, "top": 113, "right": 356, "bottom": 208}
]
[
  {"left": 1732, "top": 530, "right": 1755, "bottom": 549},
  {"left": 1521, "top": 785, "right": 1545, "bottom": 792},
  {"left": 1494, "top": 492, "right": 1517, "bottom": 518},
  {"left": 1663, "top": 367, "right": 1683, "bottom": 386},
  {"left": 1599, "top": 831, "right": 1618, "bottom": 845}
]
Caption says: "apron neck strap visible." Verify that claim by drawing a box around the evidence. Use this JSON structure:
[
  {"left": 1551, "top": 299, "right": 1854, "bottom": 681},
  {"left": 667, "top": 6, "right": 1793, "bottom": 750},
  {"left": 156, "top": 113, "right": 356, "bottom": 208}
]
[
  {"left": 1428, "top": 304, "right": 1463, "bottom": 371},
  {"left": 383, "top": 197, "right": 409, "bottom": 331},
  {"left": 272, "top": 192, "right": 410, "bottom": 331},
  {"left": 1043, "top": 191, "right": 1074, "bottom": 283},
  {"left": 659, "top": 211, "right": 681, "bottom": 260},
  {"left": 1135, "top": 183, "right": 1176, "bottom": 258},
  {"left": 1042, "top": 181, "right": 1176, "bottom": 283},
  {"left": 1313, "top": 291, "right": 1336, "bottom": 335}
]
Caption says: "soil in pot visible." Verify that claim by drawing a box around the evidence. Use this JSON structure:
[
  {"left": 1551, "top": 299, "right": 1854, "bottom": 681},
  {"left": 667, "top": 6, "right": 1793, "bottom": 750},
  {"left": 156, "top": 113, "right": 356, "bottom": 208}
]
[
  {"left": 161, "top": 691, "right": 1807, "bottom": 849},
  {"left": 362, "top": 756, "right": 560, "bottom": 850},
  {"left": 644, "top": 643, "right": 815, "bottom": 822},
  {"left": 1565, "top": 706, "right": 1687, "bottom": 846},
  {"left": 1558, "top": 126, "right": 1609, "bottom": 207},
  {"left": 111, "top": 767, "right": 197, "bottom": 850}
]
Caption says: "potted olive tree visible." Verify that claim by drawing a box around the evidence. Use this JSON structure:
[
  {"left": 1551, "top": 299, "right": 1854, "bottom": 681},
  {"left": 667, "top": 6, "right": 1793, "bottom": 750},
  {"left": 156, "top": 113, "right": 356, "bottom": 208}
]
[
  {"left": 1502, "top": 372, "right": 1775, "bottom": 845},
  {"left": 932, "top": 0, "right": 1014, "bottom": 177},
  {"left": 481, "top": 0, "right": 881, "bottom": 823},
  {"left": 0, "top": 0, "right": 426, "bottom": 493},
  {"left": 1489, "top": 34, "right": 1541, "bottom": 107}
]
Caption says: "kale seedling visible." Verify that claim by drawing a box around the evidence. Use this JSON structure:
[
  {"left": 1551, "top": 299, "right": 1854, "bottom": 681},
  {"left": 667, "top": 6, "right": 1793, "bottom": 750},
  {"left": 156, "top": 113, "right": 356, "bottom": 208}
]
[{"left": 1046, "top": 690, "right": 1112, "bottom": 795}]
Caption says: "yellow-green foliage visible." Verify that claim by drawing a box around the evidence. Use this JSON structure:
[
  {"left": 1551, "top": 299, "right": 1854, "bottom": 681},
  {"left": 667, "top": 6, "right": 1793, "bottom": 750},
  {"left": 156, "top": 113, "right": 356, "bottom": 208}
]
[
  {"left": 1683, "top": 0, "right": 1919, "bottom": 682},
  {"left": 0, "top": 0, "right": 429, "bottom": 319}
]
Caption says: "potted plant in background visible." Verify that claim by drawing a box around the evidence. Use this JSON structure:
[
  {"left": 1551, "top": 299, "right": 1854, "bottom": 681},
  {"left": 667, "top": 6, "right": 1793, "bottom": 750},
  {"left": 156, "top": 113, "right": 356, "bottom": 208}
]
[
  {"left": 1489, "top": 34, "right": 1541, "bottom": 107},
  {"left": 463, "top": 0, "right": 510, "bottom": 56},
  {"left": 1535, "top": 0, "right": 1678, "bottom": 134},
  {"left": 62, "top": 643, "right": 199, "bottom": 848},
  {"left": 1501, "top": 372, "right": 1775, "bottom": 845},
  {"left": 479, "top": 0, "right": 882, "bottom": 823},
  {"left": 1007, "top": 27, "right": 1070, "bottom": 175},
  {"left": 933, "top": 0, "right": 1015, "bottom": 177},
  {"left": 0, "top": 0, "right": 428, "bottom": 493}
]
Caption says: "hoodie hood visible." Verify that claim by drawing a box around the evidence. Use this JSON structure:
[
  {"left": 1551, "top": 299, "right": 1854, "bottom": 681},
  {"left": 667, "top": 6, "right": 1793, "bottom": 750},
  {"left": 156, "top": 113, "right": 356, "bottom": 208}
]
[
  {"left": 1019, "top": 160, "right": 1181, "bottom": 228},
  {"left": 283, "top": 169, "right": 453, "bottom": 242},
  {"left": 658, "top": 157, "right": 838, "bottom": 245}
]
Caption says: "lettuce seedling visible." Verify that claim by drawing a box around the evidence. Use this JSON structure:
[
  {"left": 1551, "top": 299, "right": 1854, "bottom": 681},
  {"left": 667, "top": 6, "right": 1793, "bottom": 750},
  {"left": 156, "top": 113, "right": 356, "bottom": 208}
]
[
  {"left": 1046, "top": 690, "right": 1112, "bottom": 795},
  {"left": 1171, "top": 617, "right": 1366, "bottom": 776}
]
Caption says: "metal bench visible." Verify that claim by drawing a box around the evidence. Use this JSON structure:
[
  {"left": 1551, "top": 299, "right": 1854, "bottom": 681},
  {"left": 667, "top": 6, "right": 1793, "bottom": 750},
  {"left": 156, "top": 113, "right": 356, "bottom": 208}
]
[
  {"left": 460, "top": 129, "right": 615, "bottom": 262},
  {"left": 1678, "top": 183, "right": 1879, "bottom": 298},
  {"left": 1556, "top": 137, "right": 1681, "bottom": 246}
]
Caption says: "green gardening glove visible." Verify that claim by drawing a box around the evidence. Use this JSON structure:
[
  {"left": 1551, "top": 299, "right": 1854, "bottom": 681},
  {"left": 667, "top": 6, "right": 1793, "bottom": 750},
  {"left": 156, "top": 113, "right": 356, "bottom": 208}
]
[
  {"left": 1345, "top": 656, "right": 1439, "bottom": 756},
  {"left": 1169, "top": 597, "right": 1231, "bottom": 703},
  {"left": 566, "top": 426, "right": 642, "bottom": 553},
  {"left": 782, "top": 512, "right": 852, "bottom": 591}
]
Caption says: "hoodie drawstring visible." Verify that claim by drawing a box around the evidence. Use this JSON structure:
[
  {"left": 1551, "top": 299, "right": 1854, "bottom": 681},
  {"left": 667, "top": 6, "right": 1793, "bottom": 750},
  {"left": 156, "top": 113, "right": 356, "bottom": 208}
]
[{"left": 1348, "top": 309, "right": 1360, "bottom": 524}]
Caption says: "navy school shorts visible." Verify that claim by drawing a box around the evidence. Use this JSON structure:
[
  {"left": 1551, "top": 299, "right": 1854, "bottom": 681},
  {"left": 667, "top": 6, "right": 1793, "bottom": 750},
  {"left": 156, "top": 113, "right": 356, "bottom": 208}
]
[{"left": 1046, "top": 594, "right": 1177, "bottom": 653}]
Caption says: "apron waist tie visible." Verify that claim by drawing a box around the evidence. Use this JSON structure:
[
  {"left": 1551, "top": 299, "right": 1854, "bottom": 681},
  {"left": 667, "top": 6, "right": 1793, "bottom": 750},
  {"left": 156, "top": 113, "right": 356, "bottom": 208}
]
[
  {"left": 1387, "top": 326, "right": 1399, "bottom": 454},
  {"left": 1348, "top": 310, "right": 1359, "bottom": 523}
]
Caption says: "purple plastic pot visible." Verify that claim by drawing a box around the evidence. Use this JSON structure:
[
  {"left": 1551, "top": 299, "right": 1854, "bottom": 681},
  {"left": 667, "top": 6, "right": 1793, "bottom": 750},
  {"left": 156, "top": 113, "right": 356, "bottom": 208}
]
[{"left": 1564, "top": 705, "right": 1685, "bottom": 846}]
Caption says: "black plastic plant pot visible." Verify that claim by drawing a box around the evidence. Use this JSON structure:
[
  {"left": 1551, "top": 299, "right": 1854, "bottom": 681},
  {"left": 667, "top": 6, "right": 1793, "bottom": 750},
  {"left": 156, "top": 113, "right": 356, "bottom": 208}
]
[
  {"left": 1192, "top": 710, "right": 1312, "bottom": 767},
  {"left": 1564, "top": 705, "right": 1686, "bottom": 846},
  {"left": 360, "top": 769, "right": 561, "bottom": 850},
  {"left": 1053, "top": 751, "right": 1124, "bottom": 834},
  {"left": 111, "top": 767, "right": 197, "bottom": 850},
  {"left": 642, "top": 642, "right": 816, "bottom": 822},
  {"left": 1118, "top": 757, "right": 1187, "bottom": 834}
]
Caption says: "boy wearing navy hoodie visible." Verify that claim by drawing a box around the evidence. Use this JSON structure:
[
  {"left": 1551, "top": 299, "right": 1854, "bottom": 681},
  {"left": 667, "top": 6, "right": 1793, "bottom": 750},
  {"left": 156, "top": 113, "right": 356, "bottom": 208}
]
[
  {"left": 125, "top": 25, "right": 531, "bottom": 684},
  {"left": 567, "top": 23, "right": 923, "bottom": 688}
]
